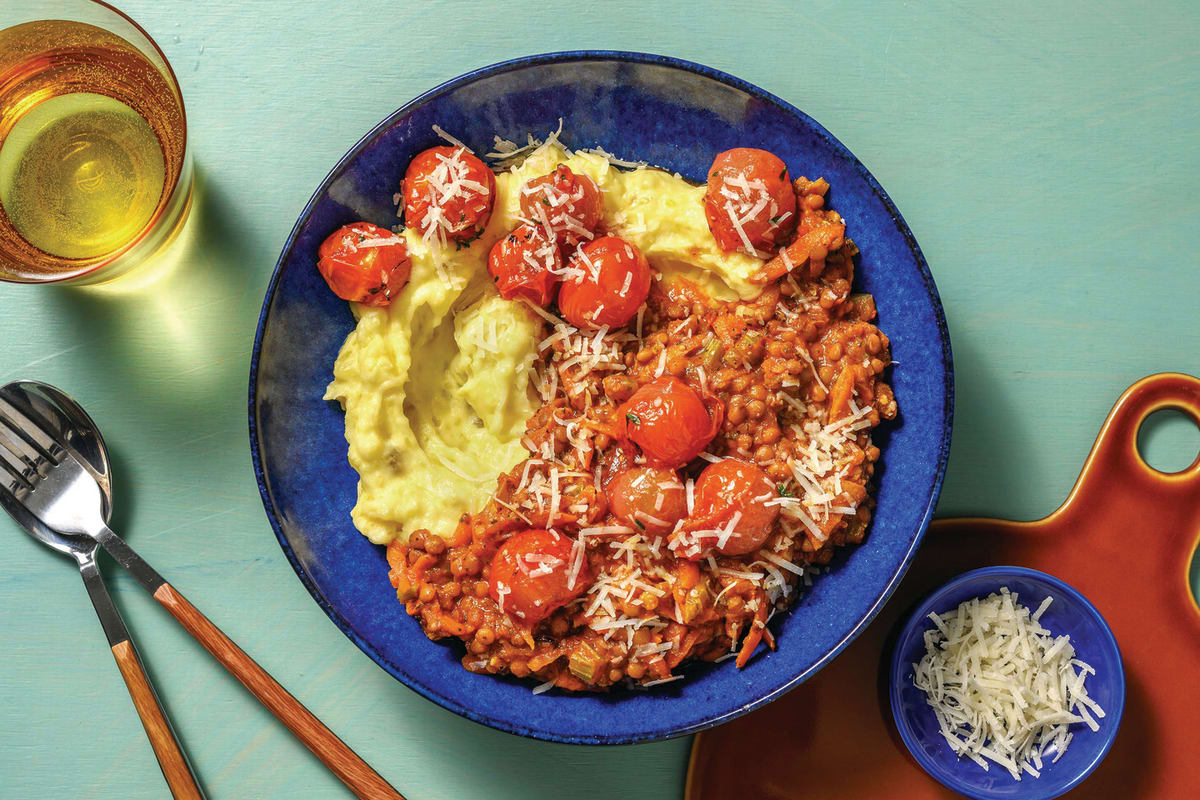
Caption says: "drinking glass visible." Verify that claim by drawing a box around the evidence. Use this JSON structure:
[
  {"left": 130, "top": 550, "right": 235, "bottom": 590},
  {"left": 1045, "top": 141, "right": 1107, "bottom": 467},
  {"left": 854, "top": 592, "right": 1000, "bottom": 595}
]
[{"left": 0, "top": 1, "right": 191, "bottom": 285}]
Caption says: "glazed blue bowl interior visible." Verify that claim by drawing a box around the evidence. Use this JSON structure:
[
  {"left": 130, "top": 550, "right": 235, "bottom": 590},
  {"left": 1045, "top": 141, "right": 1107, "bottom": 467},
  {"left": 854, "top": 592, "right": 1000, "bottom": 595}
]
[
  {"left": 890, "top": 566, "right": 1125, "bottom": 800},
  {"left": 250, "top": 51, "right": 952, "bottom": 744}
]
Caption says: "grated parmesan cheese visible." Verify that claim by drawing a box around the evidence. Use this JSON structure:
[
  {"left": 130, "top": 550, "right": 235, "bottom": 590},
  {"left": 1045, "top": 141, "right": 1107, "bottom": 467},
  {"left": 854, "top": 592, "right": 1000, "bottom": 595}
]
[
  {"left": 431, "top": 124, "right": 473, "bottom": 153},
  {"left": 911, "top": 588, "right": 1104, "bottom": 780},
  {"left": 642, "top": 674, "right": 684, "bottom": 688},
  {"left": 654, "top": 349, "right": 668, "bottom": 377}
]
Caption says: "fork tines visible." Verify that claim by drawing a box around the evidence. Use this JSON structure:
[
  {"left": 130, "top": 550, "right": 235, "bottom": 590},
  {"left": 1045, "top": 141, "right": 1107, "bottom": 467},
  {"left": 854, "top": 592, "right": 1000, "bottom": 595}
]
[{"left": 0, "top": 396, "right": 60, "bottom": 493}]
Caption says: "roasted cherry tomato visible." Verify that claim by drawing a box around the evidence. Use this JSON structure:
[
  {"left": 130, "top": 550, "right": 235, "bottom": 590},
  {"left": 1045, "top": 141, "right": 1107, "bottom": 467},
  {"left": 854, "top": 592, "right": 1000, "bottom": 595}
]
[
  {"left": 686, "top": 458, "right": 779, "bottom": 556},
  {"left": 316, "top": 222, "right": 411, "bottom": 306},
  {"left": 557, "top": 236, "right": 651, "bottom": 329},
  {"left": 519, "top": 164, "right": 602, "bottom": 246},
  {"left": 487, "top": 223, "right": 562, "bottom": 306},
  {"left": 488, "top": 529, "right": 589, "bottom": 625},
  {"left": 704, "top": 148, "right": 797, "bottom": 257},
  {"left": 619, "top": 377, "right": 723, "bottom": 469},
  {"left": 403, "top": 145, "right": 496, "bottom": 244},
  {"left": 606, "top": 467, "right": 687, "bottom": 537}
]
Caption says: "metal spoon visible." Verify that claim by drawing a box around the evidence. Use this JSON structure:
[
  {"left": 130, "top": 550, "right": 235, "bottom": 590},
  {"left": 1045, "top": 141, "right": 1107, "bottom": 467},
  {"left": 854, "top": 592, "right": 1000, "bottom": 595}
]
[
  {"left": 0, "top": 380, "right": 402, "bottom": 800},
  {"left": 0, "top": 381, "right": 203, "bottom": 798}
]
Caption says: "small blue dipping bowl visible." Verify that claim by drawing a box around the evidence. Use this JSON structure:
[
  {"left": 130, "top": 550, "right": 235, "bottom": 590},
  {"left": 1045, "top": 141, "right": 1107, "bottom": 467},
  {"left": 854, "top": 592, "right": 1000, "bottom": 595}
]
[{"left": 890, "top": 566, "right": 1125, "bottom": 800}]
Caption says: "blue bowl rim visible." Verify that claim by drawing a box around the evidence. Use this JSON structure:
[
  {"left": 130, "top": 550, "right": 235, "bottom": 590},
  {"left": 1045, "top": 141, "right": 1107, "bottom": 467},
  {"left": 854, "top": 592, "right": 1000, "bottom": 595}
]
[
  {"left": 248, "top": 49, "right": 955, "bottom": 744},
  {"left": 888, "top": 565, "right": 1126, "bottom": 800}
]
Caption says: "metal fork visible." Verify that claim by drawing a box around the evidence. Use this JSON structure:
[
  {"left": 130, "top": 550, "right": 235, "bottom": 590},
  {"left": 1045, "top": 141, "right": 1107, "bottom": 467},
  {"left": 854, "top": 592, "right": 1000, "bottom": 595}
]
[
  {"left": 0, "top": 386, "right": 402, "bottom": 800},
  {"left": 0, "top": 396, "right": 167, "bottom": 595},
  {"left": 0, "top": 386, "right": 202, "bottom": 798}
]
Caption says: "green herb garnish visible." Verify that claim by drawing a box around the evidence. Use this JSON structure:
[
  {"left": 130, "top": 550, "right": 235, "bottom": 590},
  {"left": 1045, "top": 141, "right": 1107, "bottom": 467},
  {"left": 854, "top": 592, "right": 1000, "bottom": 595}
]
[
  {"left": 626, "top": 412, "right": 641, "bottom": 425},
  {"left": 453, "top": 228, "right": 485, "bottom": 251},
  {"left": 777, "top": 484, "right": 793, "bottom": 497}
]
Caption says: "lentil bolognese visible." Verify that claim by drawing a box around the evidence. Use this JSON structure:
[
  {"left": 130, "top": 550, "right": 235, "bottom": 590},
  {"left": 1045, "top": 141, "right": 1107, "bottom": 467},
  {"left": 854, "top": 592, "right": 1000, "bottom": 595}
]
[{"left": 320, "top": 132, "right": 896, "bottom": 691}]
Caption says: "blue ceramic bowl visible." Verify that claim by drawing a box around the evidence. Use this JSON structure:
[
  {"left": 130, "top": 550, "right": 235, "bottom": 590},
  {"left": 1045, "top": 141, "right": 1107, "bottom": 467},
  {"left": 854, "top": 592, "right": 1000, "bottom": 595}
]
[
  {"left": 249, "top": 51, "right": 953, "bottom": 744},
  {"left": 890, "top": 566, "right": 1125, "bottom": 799}
]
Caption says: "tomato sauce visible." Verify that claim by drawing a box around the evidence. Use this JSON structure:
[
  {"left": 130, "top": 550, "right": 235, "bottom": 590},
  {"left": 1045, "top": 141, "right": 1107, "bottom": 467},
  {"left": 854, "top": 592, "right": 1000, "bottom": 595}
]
[{"left": 387, "top": 167, "right": 896, "bottom": 690}]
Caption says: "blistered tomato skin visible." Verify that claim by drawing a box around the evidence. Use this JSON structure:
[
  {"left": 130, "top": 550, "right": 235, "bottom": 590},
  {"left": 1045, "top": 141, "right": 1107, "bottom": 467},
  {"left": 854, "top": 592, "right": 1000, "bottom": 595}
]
[
  {"left": 557, "top": 236, "right": 651, "bottom": 330},
  {"left": 519, "top": 164, "right": 603, "bottom": 247},
  {"left": 606, "top": 467, "right": 688, "bottom": 537},
  {"left": 403, "top": 146, "right": 496, "bottom": 243},
  {"left": 487, "top": 224, "right": 562, "bottom": 306},
  {"left": 618, "top": 377, "right": 723, "bottom": 469},
  {"left": 487, "top": 529, "right": 589, "bottom": 626},
  {"left": 316, "top": 222, "right": 411, "bottom": 306},
  {"left": 704, "top": 147, "right": 797, "bottom": 256},
  {"left": 687, "top": 458, "right": 780, "bottom": 556}
]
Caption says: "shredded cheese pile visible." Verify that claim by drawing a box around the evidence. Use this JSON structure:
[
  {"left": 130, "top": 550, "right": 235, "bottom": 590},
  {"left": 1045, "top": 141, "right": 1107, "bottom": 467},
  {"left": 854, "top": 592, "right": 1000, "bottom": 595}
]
[
  {"left": 413, "top": 126, "right": 491, "bottom": 253},
  {"left": 772, "top": 398, "right": 874, "bottom": 541},
  {"left": 912, "top": 588, "right": 1105, "bottom": 779},
  {"left": 715, "top": 171, "right": 792, "bottom": 258}
]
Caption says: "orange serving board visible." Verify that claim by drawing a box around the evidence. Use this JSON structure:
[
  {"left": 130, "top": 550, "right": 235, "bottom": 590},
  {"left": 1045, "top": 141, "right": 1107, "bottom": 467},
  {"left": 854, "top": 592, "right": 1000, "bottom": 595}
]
[{"left": 687, "top": 373, "right": 1200, "bottom": 799}]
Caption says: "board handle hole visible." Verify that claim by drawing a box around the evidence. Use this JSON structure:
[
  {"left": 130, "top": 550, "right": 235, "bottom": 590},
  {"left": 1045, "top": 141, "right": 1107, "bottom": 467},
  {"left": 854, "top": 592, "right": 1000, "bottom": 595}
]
[{"left": 1136, "top": 408, "right": 1200, "bottom": 475}]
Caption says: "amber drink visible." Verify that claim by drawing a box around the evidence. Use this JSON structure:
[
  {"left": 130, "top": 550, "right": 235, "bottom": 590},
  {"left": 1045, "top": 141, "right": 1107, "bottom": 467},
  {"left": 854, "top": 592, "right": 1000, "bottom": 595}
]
[{"left": 0, "top": 2, "right": 190, "bottom": 284}]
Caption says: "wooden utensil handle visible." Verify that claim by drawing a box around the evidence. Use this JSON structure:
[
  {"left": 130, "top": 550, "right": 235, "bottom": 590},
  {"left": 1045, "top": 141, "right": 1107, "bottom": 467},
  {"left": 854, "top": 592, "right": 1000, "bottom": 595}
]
[
  {"left": 111, "top": 640, "right": 203, "bottom": 800},
  {"left": 153, "top": 583, "right": 403, "bottom": 800}
]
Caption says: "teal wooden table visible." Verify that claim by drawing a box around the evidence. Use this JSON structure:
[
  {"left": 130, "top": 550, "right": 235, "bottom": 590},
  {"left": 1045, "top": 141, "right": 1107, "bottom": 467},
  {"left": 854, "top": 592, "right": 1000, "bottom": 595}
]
[{"left": 3, "top": 2, "right": 1198, "bottom": 798}]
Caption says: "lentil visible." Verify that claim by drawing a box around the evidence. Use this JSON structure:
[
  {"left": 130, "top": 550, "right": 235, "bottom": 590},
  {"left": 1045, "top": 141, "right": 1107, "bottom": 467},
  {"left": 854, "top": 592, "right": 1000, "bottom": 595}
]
[{"left": 384, "top": 169, "right": 896, "bottom": 693}]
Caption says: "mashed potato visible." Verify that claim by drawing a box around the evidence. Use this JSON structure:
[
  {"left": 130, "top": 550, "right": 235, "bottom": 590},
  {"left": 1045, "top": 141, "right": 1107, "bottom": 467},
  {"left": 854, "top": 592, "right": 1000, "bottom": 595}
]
[{"left": 325, "top": 142, "right": 763, "bottom": 545}]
